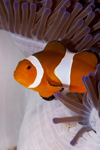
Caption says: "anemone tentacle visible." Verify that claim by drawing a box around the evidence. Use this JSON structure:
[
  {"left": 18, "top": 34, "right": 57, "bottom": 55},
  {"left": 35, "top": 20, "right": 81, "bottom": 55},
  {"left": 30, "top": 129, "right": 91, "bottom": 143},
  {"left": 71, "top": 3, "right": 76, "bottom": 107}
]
[{"left": 0, "top": 0, "right": 99, "bottom": 54}]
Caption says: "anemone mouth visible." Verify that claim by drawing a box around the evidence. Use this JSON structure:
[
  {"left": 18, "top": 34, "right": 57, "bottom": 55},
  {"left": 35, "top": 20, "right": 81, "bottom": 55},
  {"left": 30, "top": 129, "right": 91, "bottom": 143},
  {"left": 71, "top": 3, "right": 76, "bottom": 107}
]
[
  {"left": 53, "top": 64, "right": 100, "bottom": 146},
  {"left": 89, "top": 107, "right": 100, "bottom": 132},
  {"left": 0, "top": 0, "right": 100, "bottom": 54}
]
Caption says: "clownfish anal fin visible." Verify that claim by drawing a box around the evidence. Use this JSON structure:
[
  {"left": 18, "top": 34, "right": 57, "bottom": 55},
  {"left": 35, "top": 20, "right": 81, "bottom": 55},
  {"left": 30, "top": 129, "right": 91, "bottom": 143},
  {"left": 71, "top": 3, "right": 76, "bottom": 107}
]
[
  {"left": 43, "top": 41, "right": 66, "bottom": 54},
  {"left": 41, "top": 95, "right": 55, "bottom": 101},
  {"left": 41, "top": 89, "right": 64, "bottom": 101},
  {"left": 39, "top": 80, "right": 65, "bottom": 101}
]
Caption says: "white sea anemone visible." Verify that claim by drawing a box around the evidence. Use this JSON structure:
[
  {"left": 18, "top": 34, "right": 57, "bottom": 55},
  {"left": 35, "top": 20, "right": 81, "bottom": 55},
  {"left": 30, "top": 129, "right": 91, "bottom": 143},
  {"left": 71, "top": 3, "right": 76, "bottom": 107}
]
[
  {"left": 0, "top": 0, "right": 100, "bottom": 149},
  {"left": 54, "top": 64, "right": 100, "bottom": 146}
]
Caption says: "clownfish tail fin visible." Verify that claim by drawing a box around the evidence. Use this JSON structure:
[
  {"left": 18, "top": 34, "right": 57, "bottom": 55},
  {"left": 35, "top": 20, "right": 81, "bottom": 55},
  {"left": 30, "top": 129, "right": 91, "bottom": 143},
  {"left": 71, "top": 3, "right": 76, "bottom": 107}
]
[
  {"left": 75, "top": 50, "right": 99, "bottom": 69},
  {"left": 87, "top": 50, "right": 99, "bottom": 65}
]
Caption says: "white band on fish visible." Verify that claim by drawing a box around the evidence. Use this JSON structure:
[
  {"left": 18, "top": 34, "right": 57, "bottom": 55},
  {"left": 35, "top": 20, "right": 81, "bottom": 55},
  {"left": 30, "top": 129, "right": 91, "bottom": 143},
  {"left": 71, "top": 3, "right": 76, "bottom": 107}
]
[
  {"left": 55, "top": 50, "right": 75, "bottom": 86},
  {"left": 26, "top": 56, "right": 44, "bottom": 88}
]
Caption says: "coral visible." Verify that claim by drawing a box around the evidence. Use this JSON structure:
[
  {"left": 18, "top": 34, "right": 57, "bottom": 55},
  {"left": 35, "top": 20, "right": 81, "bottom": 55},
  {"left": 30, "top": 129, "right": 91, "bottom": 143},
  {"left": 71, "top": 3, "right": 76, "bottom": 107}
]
[{"left": 53, "top": 64, "right": 100, "bottom": 146}]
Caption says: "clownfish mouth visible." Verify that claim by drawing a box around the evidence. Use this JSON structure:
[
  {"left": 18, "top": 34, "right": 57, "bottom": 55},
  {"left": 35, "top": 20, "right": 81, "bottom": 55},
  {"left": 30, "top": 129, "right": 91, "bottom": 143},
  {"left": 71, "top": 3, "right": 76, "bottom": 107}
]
[
  {"left": 13, "top": 71, "right": 29, "bottom": 88},
  {"left": 13, "top": 71, "right": 22, "bottom": 79},
  {"left": 13, "top": 71, "right": 21, "bottom": 82}
]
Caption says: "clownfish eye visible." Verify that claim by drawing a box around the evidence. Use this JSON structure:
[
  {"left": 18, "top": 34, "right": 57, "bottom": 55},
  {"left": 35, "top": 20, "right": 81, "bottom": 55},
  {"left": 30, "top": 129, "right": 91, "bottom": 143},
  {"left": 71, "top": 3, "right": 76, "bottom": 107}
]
[{"left": 27, "top": 66, "right": 31, "bottom": 69}]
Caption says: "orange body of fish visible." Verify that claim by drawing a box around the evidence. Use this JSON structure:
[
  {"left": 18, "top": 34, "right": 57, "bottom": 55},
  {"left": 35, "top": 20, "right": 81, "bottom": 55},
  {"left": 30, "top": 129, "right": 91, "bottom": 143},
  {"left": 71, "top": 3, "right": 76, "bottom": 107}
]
[{"left": 14, "top": 41, "right": 99, "bottom": 100}]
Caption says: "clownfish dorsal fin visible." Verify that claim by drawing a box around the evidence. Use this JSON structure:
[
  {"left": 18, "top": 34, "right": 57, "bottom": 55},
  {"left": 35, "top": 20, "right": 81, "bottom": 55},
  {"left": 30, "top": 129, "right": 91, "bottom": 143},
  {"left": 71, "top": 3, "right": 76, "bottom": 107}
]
[
  {"left": 43, "top": 41, "right": 66, "bottom": 54},
  {"left": 74, "top": 50, "right": 99, "bottom": 67}
]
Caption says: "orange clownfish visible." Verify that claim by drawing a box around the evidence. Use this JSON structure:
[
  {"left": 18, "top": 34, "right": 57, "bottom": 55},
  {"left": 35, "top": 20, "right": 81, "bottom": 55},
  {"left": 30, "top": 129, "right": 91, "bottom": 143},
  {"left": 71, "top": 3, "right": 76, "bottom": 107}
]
[{"left": 14, "top": 41, "right": 99, "bottom": 100}]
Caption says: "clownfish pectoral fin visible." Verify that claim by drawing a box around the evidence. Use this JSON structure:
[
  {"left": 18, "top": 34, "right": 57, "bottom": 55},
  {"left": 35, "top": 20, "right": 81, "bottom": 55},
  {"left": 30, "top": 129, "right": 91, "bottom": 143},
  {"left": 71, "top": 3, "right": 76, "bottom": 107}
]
[
  {"left": 43, "top": 41, "right": 66, "bottom": 54},
  {"left": 47, "top": 81, "right": 69, "bottom": 90},
  {"left": 75, "top": 50, "right": 99, "bottom": 68}
]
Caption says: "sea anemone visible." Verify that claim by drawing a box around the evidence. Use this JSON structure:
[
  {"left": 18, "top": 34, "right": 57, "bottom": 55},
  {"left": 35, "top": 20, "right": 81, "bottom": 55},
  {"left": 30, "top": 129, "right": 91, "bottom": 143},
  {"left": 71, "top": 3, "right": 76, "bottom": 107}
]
[
  {"left": 0, "top": 0, "right": 100, "bottom": 56},
  {"left": 0, "top": 0, "right": 100, "bottom": 149},
  {"left": 53, "top": 63, "right": 100, "bottom": 146},
  {"left": 17, "top": 64, "right": 100, "bottom": 149}
]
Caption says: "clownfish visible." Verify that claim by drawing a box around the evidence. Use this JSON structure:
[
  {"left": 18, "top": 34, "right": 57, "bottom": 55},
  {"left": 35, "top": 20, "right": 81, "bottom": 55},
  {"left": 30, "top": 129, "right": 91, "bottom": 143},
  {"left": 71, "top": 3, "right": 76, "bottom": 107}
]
[{"left": 14, "top": 41, "right": 99, "bottom": 100}]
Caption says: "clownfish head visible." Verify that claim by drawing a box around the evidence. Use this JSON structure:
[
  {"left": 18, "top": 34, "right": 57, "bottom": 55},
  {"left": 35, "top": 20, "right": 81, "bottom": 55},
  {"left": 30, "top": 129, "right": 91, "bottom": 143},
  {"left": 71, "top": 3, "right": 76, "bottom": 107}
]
[
  {"left": 14, "top": 59, "right": 37, "bottom": 88},
  {"left": 14, "top": 56, "right": 44, "bottom": 89}
]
